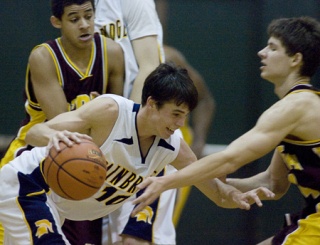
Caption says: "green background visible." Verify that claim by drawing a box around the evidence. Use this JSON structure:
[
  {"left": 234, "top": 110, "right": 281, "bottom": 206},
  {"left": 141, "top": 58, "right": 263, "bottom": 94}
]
[{"left": 1, "top": 1, "right": 320, "bottom": 244}]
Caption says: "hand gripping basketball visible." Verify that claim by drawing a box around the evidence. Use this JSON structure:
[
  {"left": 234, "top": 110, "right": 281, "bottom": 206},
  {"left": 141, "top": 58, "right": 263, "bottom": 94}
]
[{"left": 42, "top": 139, "right": 107, "bottom": 200}]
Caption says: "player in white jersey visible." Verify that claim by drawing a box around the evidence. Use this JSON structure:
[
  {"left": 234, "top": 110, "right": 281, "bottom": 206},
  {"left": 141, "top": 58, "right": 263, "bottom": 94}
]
[
  {"left": 93, "top": 1, "right": 177, "bottom": 244},
  {"left": 0, "top": 63, "right": 272, "bottom": 244},
  {"left": 94, "top": 0, "right": 164, "bottom": 100}
]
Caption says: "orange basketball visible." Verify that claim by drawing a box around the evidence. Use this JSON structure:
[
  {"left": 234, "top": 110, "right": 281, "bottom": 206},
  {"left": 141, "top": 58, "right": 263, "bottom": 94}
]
[{"left": 43, "top": 139, "right": 107, "bottom": 200}]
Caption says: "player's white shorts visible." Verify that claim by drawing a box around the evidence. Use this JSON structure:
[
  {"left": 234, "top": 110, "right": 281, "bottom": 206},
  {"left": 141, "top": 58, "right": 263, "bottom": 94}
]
[
  {"left": 0, "top": 147, "right": 70, "bottom": 244},
  {"left": 103, "top": 166, "right": 177, "bottom": 245}
]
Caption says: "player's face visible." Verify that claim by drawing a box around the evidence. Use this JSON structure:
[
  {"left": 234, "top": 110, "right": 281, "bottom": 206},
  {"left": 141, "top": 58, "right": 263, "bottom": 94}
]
[
  {"left": 60, "top": 2, "right": 95, "bottom": 49},
  {"left": 258, "top": 37, "right": 292, "bottom": 83},
  {"left": 154, "top": 102, "right": 189, "bottom": 139}
]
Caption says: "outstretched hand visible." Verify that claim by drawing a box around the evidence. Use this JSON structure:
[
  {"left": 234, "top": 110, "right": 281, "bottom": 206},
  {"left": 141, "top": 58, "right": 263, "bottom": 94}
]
[
  {"left": 231, "top": 187, "right": 275, "bottom": 210},
  {"left": 131, "top": 176, "right": 165, "bottom": 217}
]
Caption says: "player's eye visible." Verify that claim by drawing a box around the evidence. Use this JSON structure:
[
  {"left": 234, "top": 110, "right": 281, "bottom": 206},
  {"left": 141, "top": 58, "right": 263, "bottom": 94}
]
[
  {"left": 70, "top": 17, "right": 78, "bottom": 23},
  {"left": 85, "top": 14, "right": 92, "bottom": 20}
]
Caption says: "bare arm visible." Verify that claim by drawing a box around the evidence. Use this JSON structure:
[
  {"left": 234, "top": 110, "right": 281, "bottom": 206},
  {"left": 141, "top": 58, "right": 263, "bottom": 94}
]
[
  {"left": 227, "top": 150, "right": 290, "bottom": 200},
  {"left": 28, "top": 46, "right": 68, "bottom": 119},
  {"left": 106, "top": 38, "right": 125, "bottom": 95},
  {"left": 129, "top": 36, "right": 161, "bottom": 103},
  {"left": 25, "top": 97, "right": 118, "bottom": 149},
  {"left": 131, "top": 94, "right": 307, "bottom": 211},
  {"left": 156, "top": 97, "right": 303, "bottom": 188},
  {"left": 155, "top": 140, "right": 274, "bottom": 210}
]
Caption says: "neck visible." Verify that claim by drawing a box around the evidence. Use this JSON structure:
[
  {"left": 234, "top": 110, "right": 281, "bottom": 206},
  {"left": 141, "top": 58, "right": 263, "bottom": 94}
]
[
  {"left": 274, "top": 77, "right": 311, "bottom": 98},
  {"left": 59, "top": 37, "right": 93, "bottom": 60}
]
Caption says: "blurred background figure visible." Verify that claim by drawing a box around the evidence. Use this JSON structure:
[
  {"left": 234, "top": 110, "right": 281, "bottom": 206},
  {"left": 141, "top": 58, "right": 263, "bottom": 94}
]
[{"left": 155, "top": 0, "right": 216, "bottom": 226}]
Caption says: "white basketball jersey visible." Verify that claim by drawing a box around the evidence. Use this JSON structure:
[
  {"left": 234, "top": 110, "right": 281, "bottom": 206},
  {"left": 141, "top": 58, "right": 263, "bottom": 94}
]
[
  {"left": 94, "top": 0, "right": 164, "bottom": 98},
  {"left": 49, "top": 94, "right": 180, "bottom": 221}
]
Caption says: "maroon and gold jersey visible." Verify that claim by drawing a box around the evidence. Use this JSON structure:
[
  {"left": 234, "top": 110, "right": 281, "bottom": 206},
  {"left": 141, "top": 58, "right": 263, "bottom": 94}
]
[
  {"left": 272, "top": 84, "right": 320, "bottom": 244},
  {"left": 278, "top": 84, "right": 320, "bottom": 202},
  {"left": 0, "top": 33, "right": 109, "bottom": 166}
]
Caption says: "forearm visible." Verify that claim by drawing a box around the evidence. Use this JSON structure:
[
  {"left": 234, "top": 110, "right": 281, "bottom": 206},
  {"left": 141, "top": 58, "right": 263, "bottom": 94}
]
[
  {"left": 227, "top": 172, "right": 288, "bottom": 200},
  {"left": 129, "top": 65, "right": 158, "bottom": 103},
  {"left": 164, "top": 154, "right": 239, "bottom": 190},
  {"left": 194, "top": 178, "right": 243, "bottom": 209},
  {"left": 25, "top": 123, "right": 57, "bottom": 147},
  {"left": 226, "top": 172, "right": 270, "bottom": 192},
  {"left": 129, "top": 72, "right": 148, "bottom": 103}
]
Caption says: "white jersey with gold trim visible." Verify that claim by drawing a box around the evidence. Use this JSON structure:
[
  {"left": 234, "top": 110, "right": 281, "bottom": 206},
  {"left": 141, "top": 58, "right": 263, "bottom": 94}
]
[{"left": 94, "top": 0, "right": 164, "bottom": 98}]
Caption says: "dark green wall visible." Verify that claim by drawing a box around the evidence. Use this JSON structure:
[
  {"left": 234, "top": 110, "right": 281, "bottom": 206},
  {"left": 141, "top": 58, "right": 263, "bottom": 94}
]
[
  {"left": 1, "top": 1, "right": 57, "bottom": 136},
  {"left": 1, "top": 1, "right": 320, "bottom": 244}
]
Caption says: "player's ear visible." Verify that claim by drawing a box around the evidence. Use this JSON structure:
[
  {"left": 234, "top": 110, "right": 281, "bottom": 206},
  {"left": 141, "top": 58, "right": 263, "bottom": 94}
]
[
  {"left": 147, "top": 96, "right": 156, "bottom": 109},
  {"left": 291, "top": 52, "right": 303, "bottom": 67},
  {"left": 50, "top": 16, "right": 62, "bottom": 29}
]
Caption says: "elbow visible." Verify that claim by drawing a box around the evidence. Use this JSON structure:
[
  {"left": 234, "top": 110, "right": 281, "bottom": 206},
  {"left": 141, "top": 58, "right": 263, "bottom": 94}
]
[
  {"left": 269, "top": 179, "right": 290, "bottom": 200},
  {"left": 272, "top": 186, "right": 289, "bottom": 200}
]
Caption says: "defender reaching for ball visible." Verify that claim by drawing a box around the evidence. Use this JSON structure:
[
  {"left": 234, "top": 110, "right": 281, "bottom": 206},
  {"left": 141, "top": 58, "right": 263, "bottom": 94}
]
[{"left": 0, "top": 63, "right": 273, "bottom": 244}]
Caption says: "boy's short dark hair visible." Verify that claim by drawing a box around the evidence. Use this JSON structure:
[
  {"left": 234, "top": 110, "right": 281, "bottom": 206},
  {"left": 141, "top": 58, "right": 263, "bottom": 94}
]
[
  {"left": 268, "top": 16, "right": 320, "bottom": 77},
  {"left": 141, "top": 63, "right": 198, "bottom": 112},
  {"left": 51, "top": 0, "right": 95, "bottom": 19}
]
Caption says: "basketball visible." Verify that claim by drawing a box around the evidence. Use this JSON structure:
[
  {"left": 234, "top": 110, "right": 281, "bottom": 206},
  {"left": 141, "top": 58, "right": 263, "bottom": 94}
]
[{"left": 43, "top": 139, "right": 107, "bottom": 200}]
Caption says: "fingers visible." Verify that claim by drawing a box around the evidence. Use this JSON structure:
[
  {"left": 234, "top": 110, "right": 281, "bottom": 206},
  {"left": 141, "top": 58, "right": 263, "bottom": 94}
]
[
  {"left": 135, "top": 178, "right": 152, "bottom": 191},
  {"left": 241, "top": 187, "right": 275, "bottom": 208},
  {"left": 250, "top": 194, "right": 263, "bottom": 207},
  {"left": 260, "top": 187, "right": 275, "bottom": 199},
  {"left": 49, "top": 130, "right": 92, "bottom": 152},
  {"left": 130, "top": 178, "right": 163, "bottom": 217},
  {"left": 131, "top": 199, "right": 149, "bottom": 217},
  {"left": 131, "top": 192, "right": 160, "bottom": 217},
  {"left": 239, "top": 201, "right": 251, "bottom": 210}
]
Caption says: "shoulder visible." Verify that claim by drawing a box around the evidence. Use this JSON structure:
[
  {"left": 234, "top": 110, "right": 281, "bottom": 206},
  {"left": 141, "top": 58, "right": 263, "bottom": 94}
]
[
  {"left": 28, "top": 42, "right": 54, "bottom": 65},
  {"left": 256, "top": 91, "right": 319, "bottom": 132},
  {"left": 95, "top": 94, "right": 131, "bottom": 110},
  {"left": 78, "top": 95, "right": 121, "bottom": 124},
  {"left": 121, "top": 0, "right": 159, "bottom": 34},
  {"left": 273, "top": 91, "right": 318, "bottom": 114},
  {"left": 28, "top": 42, "right": 57, "bottom": 73}
]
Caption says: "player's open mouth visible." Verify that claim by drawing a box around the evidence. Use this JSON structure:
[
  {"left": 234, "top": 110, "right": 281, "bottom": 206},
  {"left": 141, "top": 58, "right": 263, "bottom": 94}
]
[
  {"left": 167, "top": 127, "right": 175, "bottom": 133},
  {"left": 79, "top": 34, "right": 92, "bottom": 41}
]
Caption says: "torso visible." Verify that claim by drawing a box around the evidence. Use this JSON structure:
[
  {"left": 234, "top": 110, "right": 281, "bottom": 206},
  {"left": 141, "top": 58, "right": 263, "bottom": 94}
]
[
  {"left": 283, "top": 84, "right": 320, "bottom": 140},
  {"left": 277, "top": 84, "right": 320, "bottom": 205},
  {"left": 51, "top": 94, "right": 181, "bottom": 220}
]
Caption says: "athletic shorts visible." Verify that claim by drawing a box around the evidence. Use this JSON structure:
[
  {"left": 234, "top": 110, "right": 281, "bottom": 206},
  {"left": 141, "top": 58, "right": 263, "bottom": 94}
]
[
  {"left": 0, "top": 162, "right": 70, "bottom": 244},
  {"left": 272, "top": 209, "right": 320, "bottom": 245},
  {"left": 102, "top": 167, "right": 177, "bottom": 245}
]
